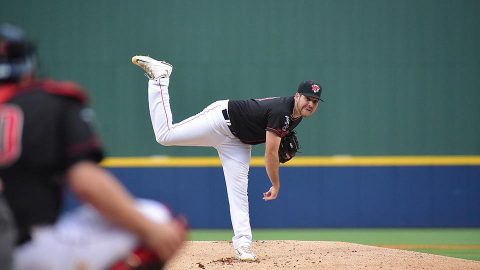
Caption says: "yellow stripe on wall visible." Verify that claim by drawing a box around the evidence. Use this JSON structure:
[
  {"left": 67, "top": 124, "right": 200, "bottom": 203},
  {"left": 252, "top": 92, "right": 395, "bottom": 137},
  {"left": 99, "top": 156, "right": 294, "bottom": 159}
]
[{"left": 101, "top": 156, "right": 480, "bottom": 167}]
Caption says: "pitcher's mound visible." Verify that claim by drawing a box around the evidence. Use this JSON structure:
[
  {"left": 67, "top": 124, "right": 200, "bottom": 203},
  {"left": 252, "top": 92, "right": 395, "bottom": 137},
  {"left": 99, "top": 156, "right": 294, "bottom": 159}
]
[{"left": 164, "top": 240, "right": 480, "bottom": 270}]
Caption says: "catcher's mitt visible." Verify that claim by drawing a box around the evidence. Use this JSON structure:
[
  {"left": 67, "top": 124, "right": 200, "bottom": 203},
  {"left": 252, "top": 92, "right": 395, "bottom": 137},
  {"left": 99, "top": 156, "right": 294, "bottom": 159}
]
[{"left": 278, "top": 131, "right": 300, "bottom": 163}]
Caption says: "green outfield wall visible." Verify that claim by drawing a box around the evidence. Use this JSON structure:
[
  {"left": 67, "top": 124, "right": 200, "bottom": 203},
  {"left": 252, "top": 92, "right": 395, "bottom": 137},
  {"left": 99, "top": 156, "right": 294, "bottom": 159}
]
[{"left": 2, "top": 0, "right": 479, "bottom": 156}]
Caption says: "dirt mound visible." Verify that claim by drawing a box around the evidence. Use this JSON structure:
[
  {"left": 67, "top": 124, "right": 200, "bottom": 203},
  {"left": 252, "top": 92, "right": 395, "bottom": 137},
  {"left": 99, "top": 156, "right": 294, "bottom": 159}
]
[{"left": 164, "top": 240, "right": 480, "bottom": 270}]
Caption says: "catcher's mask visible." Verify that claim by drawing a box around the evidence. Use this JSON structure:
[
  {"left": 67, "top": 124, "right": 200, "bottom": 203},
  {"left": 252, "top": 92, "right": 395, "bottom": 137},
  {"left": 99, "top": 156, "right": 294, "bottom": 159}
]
[{"left": 0, "top": 23, "right": 36, "bottom": 83}]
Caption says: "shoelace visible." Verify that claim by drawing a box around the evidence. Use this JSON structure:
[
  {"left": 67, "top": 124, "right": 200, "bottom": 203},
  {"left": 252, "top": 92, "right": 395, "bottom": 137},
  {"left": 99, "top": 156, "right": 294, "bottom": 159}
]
[
  {"left": 143, "top": 65, "right": 168, "bottom": 79},
  {"left": 140, "top": 64, "right": 155, "bottom": 79},
  {"left": 144, "top": 72, "right": 154, "bottom": 80},
  {"left": 239, "top": 246, "right": 253, "bottom": 254}
]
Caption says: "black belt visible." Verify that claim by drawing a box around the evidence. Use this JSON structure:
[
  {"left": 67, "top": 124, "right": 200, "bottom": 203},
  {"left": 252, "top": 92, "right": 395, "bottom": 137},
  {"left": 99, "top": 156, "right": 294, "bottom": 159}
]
[{"left": 222, "top": 109, "right": 236, "bottom": 135}]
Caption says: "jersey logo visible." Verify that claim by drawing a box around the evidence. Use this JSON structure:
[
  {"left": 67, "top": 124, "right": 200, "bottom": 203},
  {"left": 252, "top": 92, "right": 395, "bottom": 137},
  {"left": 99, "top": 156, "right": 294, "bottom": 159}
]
[
  {"left": 0, "top": 105, "right": 23, "bottom": 167},
  {"left": 282, "top": 115, "right": 290, "bottom": 131}
]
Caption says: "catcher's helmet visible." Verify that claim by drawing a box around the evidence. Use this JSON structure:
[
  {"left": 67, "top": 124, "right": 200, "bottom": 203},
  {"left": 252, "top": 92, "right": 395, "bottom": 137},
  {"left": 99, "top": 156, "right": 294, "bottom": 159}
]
[{"left": 0, "top": 23, "right": 36, "bottom": 83}]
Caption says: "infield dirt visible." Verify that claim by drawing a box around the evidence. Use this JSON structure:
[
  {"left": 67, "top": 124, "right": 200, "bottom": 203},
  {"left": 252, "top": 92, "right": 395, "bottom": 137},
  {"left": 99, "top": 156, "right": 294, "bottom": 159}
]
[{"left": 164, "top": 240, "right": 480, "bottom": 270}]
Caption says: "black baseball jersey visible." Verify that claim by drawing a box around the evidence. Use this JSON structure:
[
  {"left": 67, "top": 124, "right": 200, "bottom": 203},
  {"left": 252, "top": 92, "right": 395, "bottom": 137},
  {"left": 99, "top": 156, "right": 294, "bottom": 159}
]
[
  {"left": 227, "top": 96, "right": 302, "bottom": 145},
  {"left": 0, "top": 80, "right": 103, "bottom": 244}
]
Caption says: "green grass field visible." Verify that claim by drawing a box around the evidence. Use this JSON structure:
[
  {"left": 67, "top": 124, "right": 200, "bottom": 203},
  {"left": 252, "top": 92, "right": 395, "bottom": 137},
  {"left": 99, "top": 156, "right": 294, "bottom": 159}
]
[{"left": 190, "top": 228, "right": 480, "bottom": 261}]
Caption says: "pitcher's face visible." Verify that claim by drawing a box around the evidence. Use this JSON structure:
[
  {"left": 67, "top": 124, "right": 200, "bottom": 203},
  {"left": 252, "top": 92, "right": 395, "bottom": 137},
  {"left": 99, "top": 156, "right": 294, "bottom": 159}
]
[{"left": 294, "top": 93, "right": 319, "bottom": 118}]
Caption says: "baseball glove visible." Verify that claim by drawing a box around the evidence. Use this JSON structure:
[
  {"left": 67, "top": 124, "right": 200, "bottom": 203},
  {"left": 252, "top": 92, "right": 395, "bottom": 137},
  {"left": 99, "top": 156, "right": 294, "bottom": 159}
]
[{"left": 278, "top": 131, "right": 300, "bottom": 163}]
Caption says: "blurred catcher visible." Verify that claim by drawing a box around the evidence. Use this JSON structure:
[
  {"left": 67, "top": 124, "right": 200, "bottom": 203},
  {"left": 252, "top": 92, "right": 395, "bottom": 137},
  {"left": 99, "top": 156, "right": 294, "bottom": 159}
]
[{"left": 0, "top": 24, "right": 187, "bottom": 270}]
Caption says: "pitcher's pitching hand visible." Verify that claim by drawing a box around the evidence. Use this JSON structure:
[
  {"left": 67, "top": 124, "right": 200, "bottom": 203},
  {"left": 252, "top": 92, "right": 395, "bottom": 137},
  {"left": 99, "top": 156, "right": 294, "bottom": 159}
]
[{"left": 263, "top": 186, "right": 279, "bottom": 201}]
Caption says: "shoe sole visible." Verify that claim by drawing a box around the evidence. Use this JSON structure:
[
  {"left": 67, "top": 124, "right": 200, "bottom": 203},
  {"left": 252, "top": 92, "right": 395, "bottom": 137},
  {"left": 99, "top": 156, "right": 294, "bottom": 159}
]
[
  {"left": 131, "top": 55, "right": 149, "bottom": 66},
  {"left": 235, "top": 253, "right": 257, "bottom": 261},
  {"left": 237, "top": 257, "right": 257, "bottom": 262},
  {"left": 131, "top": 56, "right": 172, "bottom": 68}
]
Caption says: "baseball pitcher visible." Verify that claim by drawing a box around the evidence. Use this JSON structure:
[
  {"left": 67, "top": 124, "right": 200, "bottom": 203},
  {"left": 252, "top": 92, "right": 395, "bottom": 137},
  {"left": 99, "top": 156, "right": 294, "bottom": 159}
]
[{"left": 131, "top": 55, "right": 323, "bottom": 261}]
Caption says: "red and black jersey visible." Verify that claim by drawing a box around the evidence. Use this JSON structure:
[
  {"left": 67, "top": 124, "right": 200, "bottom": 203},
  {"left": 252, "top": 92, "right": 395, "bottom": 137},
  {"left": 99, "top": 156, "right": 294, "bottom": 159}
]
[
  {"left": 0, "top": 80, "right": 103, "bottom": 244},
  {"left": 228, "top": 96, "right": 302, "bottom": 145}
]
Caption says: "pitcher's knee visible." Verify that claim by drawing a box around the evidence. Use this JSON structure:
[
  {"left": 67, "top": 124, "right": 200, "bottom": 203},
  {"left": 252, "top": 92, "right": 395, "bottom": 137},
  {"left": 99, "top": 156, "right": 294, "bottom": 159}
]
[{"left": 156, "top": 136, "right": 174, "bottom": 146}]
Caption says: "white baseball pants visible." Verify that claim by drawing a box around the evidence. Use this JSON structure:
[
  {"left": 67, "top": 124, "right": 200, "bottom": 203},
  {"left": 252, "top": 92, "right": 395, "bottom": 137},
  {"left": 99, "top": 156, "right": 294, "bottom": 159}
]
[
  {"left": 148, "top": 78, "right": 253, "bottom": 249},
  {"left": 13, "top": 199, "right": 171, "bottom": 270}
]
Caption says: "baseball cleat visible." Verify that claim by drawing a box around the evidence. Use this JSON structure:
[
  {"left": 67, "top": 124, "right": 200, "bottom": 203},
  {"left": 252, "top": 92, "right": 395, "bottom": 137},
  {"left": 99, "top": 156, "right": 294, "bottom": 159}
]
[
  {"left": 131, "top": 55, "right": 173, "bottom": 80},
  {"left": 235, "top": 245, "right": 257, "bottom": 261}
]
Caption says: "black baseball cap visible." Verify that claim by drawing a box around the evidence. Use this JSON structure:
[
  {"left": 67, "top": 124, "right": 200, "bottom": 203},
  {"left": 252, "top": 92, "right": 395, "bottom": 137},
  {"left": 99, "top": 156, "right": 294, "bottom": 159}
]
[{"left": 297, "top": 80, "right": 324, "bottom": 101}]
